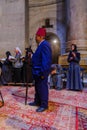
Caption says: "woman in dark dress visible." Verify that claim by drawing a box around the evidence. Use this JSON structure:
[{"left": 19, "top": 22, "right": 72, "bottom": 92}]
[
  {"left": 0, "top": 51, "right": 13, "bottom": 85},
  {"left": 66, "top": 44, "right": 83, "bottom": 91}
]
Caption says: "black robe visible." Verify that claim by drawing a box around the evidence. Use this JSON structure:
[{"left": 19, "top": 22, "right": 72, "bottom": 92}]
[{"left": 66, "top": 51, "right": 83, "bottom": 90}]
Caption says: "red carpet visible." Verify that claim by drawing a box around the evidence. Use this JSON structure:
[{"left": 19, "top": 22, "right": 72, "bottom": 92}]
[{"left": 0, "top": 86, "right": 87, "bottom": 130}]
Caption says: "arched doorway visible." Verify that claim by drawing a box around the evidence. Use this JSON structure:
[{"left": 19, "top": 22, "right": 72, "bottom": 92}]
[{"left": 46, "top": 32, "right": 60, "bottom": 64}]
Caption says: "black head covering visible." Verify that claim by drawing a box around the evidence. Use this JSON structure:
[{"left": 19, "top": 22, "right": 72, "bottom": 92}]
[
  {"left": 25, "top": 46, "right": 33, "bottom": 54},
  {"left": 71, "top": 44, "right": 77, "bottom": 52},
  {"left": 6, "top": 51, "right": 11, "bottom": 58}
]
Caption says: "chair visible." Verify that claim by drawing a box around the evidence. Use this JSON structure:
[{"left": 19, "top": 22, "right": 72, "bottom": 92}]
[{"left": 80, "top": 67, "right": 85, "bottom": 87}]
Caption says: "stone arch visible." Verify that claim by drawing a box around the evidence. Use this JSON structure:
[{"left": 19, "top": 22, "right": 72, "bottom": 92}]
[{"left": 46, "top": 32, "right": 60, "bottom": 64}]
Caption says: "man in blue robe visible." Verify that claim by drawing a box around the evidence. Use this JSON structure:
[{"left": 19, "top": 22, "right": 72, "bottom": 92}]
[{"left": 29, "top": 28, "right": 52, "bottom": 112}]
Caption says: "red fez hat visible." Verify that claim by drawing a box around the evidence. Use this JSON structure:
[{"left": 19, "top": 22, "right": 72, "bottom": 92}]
[{"left": 36, "top": 28, "right": 46, "bottom": 37}]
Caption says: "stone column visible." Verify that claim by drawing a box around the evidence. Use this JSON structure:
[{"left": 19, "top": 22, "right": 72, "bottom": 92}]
[
  {"left": 59, "top": 0, "right": 87, "bottom": 67},
  {"left": 66, "top": 0, "right": 87, "bottom": 53},
  {"left": 25, "top": 0, "right": 29, "bottom": 48}
]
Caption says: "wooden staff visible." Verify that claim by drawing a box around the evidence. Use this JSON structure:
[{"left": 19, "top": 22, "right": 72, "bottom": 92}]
[{"left": 25, "top": 82, "right": 28, "bottom": 105}]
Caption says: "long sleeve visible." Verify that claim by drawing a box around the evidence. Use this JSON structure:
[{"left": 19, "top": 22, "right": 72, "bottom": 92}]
[
  {"left": 74, "top": 53, "right": 80, "bottom": 63},
  {"left": 67, "top": 51, "right": 80, "bottom": 63},
  {"left": 41, "top": 42, "right": 52, "bottom": 76}
]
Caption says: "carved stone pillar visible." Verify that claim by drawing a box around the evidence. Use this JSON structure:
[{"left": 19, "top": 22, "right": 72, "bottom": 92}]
[
  {"left": 66, "top": 0, "right": 87, "bottom": 53},
  {"left": 25, "top": 0, "right": 29, "bottom": 48},
  {"left": 59, "top": 0, "right": 87, "bottom": 68}
]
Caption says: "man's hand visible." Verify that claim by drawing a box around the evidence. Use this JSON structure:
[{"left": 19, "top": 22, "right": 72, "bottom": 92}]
[
  {"left": 41, "top": 76, "right": 44, "bottom": 79},
  {"left": 72, "top": 52, "right": 76, "bottom": 57}
]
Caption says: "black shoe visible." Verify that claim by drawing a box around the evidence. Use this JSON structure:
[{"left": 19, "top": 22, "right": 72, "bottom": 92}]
[
  {"left": 36, "top": 107, "right": 48, "bottom": 112},
  {"left": 50, "top": 86, "right": 55, "bottom": 89},
  {"left": 56, "top": 88, "right": 62, "bottom": 90},
  {"left": 29, "top": 102, "right": 40, "bottom": 106}
]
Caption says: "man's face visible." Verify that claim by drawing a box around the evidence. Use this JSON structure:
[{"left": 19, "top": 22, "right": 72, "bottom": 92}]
[{"left": 35, "top": 35, "right": 41, "bottom": 45}]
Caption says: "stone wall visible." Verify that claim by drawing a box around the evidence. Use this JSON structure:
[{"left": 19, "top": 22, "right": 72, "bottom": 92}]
[
  {"left": 0, "top": 0, "right": 25, "bottom": 58},
  {"left": 0, "top": 0, "right": 66, "bottom": 58}
]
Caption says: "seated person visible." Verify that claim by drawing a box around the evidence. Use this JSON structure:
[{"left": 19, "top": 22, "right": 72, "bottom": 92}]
[
  {"left": 13, "top": 47, "right": 23, "bottom": 83},
  {"left": 0, "top": 51, "right": 13, "bottom": 85},
  {"left": 48, "top": 64, "right": 64, "bottom": 90}
]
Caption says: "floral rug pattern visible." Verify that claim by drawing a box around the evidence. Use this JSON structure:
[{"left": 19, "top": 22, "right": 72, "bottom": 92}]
[{"left": 0, "top": 86, "right": 87, "bottom": 130}]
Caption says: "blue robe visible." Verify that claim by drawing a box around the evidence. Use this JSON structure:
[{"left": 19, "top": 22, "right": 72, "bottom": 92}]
[
  {"left": 32, "top": 40, "right": 52, "bottom": 108},
  {"left": 66, "top": 51, "right": 83, "bottom": 91}
]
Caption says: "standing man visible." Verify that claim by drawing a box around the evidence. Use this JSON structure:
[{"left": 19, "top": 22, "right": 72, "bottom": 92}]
[{"left": 29, "top": 28, "right": 52, "bottom": 112}]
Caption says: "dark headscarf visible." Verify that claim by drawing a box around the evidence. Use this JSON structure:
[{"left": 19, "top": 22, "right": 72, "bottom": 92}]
[
  {"left": 71, "top": 44, "right": 77, "bottom": 52},
  {"left": 6, "top": 51, "right": 11, "bottom": 59}
]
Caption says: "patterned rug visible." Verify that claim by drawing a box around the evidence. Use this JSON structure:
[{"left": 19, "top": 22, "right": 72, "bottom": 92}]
[
  {"left": 77, "top": 107, "right": 87, "bottom": 130},
  {"left": 0, "top": 86, "right": 87, "bottom": 130}
]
